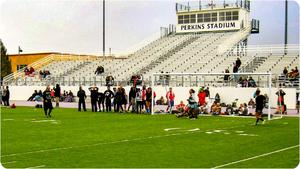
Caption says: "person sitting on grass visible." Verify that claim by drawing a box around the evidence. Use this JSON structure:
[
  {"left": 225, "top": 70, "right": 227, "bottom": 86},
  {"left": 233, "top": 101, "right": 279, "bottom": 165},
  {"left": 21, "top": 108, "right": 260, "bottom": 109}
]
[
  {"left": 238, "top": 103, "right": 249, "bottom": 116},
  {"left": 211, "top": 101, "right": 221, "bottom": 115},
  {"left": 176, "top": 101, "right": 186, "bottom": 113},
  {"left": 199, "top": 102, "right": 209, "bottom": 114}
]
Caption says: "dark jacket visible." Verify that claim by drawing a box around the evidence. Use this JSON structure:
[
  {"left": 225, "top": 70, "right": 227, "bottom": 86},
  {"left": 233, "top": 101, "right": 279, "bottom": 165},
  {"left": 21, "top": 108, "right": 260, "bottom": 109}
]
[{"left": 77, "top": 90, "right": 86, "bottom": 101}]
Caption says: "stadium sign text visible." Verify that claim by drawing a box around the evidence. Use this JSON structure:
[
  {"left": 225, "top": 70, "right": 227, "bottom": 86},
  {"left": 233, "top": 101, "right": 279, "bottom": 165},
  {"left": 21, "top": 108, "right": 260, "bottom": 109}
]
[{"left": 176, "top": 21, "right": 240, "bottom": 33}]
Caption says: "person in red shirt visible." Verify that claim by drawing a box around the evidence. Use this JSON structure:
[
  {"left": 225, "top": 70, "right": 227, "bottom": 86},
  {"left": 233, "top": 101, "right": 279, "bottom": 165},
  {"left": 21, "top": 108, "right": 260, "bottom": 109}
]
[
  {"left": 141, "top": 85, "right": 147, "bottom": 111},
  {"left": 176, "top": 101, "right": 185, "bottom": 113},
  {"left": 198, "top": 87, "right": 206, "bottom": 106},
  {"left": 166, "top": 87, "right": 175, "bottom": 114}
]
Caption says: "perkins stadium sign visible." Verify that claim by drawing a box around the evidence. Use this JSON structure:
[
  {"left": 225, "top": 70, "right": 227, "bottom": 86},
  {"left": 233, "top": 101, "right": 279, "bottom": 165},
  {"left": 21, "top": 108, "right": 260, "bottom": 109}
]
[{"left": 176, "top": 21, "right": 240, "bottom": 33}]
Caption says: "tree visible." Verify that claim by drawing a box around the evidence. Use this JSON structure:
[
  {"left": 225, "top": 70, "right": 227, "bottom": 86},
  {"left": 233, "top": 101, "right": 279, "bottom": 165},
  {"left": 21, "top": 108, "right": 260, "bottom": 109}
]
[{"left": 0, "top": 39, "right": 12, "bottom": 80}]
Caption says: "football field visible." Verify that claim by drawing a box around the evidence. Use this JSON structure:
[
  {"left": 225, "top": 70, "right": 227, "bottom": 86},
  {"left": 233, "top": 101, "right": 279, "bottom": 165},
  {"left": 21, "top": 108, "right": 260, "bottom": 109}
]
[{"left": 1, "top": 106, "right": 299, "bottom": 168}]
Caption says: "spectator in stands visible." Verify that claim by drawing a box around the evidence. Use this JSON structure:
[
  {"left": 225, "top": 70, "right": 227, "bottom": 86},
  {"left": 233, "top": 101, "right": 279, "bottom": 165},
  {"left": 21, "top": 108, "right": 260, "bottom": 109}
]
[
  {"left": 224, "top": 69, "right": 230, "bottom": 83},
  {"left": 236, "top": 58, "right": 242, "bottom": 68},
  {"left": 136, "top": 88, "right": 143, "bottom": 113},
  {"left": 105, "top": 76, "right": 114, "bottom": 86},
  {"left": 237, "top": 77, "right": 243, "bottom": 87},
  {"left": 24, "top": 67, "right": 30, "bottom": 76},
  {"left": 198, "top": 87, "right": 206, "bottom": 106},
  {"left": 77, "top": 86, "right": 87, "bottom": 112},
  {"left": 248, "top": 77, "right": 257, "bottom": 87},
  {"left": 89, "top": 86, "right": 99, "bottom": 112},
  {"left": 283, "top": 67, "right": 288, "bottom": 77},
  {"left": 187, "top": 89, "right": 198, "bottom": 119},
  {"left": 166, "top": 87, "right": 175, "bottom": 114},
  {"left": 114, "top": 87, "right": 124, "bottom": 112},
  {"left": 98, "top": 90, "right": 105, "bottom": 112},
  {"left": 29, "top": 67, "right": 35, "bottom": 77},
  {"left": 95, "top": 66, "right": 104, "bottom": 75},
  {"left": 127, "top": 86, "right": 137, "bottom": 112},
  {"left": 54, "top": 84, "right": 61, "bottom": 107},
  {"left": 165, "top": 72, "right": 170, "bottom": 86},
  {"left": 104, "top": 86, "right": 114, "bottom": 112},
  {"left": 242, "top": 77, "right": 248, "bottom": 87},
  {"left": 145, "top": 87, "right": 152, "bottom": 113},
  {"left": 233, "top": 64, "right": 238, "bottom": 81},
  {"left": 27, "top": 90, "right": 38, "bottom": 101}
]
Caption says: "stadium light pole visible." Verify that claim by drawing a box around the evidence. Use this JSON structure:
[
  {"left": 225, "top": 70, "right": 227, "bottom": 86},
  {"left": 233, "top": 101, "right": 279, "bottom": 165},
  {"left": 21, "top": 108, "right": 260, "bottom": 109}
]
[
  {"left": 284, "top": 0, "right": 288, "bottom": 55},
  {"left": 103, "top": 0, "right": 106, "bottom": 57}
]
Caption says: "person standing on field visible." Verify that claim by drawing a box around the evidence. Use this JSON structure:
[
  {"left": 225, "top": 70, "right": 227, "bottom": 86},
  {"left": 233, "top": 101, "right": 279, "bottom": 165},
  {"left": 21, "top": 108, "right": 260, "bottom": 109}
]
[
  {"left": 255, "top": 90, "right": 266, "bottom": 125},
  {"left": 104, "top": 86, "right": 114, "bottom": 112},
  {"left": 54, "top": 84, "right": 61, "bottom": 107},
  {"left": 77, "top": 86, "right": 87, "bottom": 112},
  {"left": 43, "top": 85, "right": 53, "bottom": 118},
  {"left": 166, "top": 87, "right": 175, "bottom": 114},
  {"left": 89, "top": 85, "right": 99, "bottom": 112}
]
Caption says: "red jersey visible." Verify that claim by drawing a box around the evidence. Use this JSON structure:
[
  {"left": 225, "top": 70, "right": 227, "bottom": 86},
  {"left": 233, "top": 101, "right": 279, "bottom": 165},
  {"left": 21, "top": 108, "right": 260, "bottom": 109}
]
[
  {"left": 198, "top": 92, "right": 206, "bottom": 106},
  {"left": 166, "top": 91, "right": 175, "bottom": 101},
  {"left": 142, "top": 90, "right": 146, "bottom": 101}
]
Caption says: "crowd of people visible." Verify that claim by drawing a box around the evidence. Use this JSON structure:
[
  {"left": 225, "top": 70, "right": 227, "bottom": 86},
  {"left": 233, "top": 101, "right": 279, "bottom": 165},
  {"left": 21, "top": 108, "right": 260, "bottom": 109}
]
[
  {"left": 283, "top": 66, "right": 299, "bottom": 80},
  {"left": 24, "top": 67, "right": 35, "bottom": 77},
  {"left": 39, "top": 70, "right": 51, "bottom": 79},
  {"left": 82, "top": 85, "right": 154, "bottom": 113},
  {"left": 28, "top": 84, "right": 75, "bottom": 106}
]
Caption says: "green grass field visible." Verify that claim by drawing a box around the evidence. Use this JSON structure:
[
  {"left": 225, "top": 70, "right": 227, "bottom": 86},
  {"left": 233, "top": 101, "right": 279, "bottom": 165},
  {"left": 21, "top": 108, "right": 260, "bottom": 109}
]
[{"left": 1, "top": 106, "right": 299, "bottom": 168}]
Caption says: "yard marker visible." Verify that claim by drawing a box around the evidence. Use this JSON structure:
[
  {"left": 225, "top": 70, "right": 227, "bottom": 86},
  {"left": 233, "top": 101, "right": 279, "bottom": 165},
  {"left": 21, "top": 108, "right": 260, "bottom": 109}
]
[
  {"left": 212, "top": 145, "right": 300, "bottom": 168},
  {"left": 25, "top": 165, "right": 45, "bottom": 169},
  {"left": 164, "top": 128, "right": 180, "bottom": 131}
]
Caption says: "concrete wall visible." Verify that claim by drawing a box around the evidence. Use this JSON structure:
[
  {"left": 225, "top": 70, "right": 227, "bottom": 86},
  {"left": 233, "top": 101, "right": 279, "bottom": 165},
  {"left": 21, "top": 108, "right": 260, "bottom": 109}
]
[{"left": 9, "top": 86, "right": 296, "bottom": 109}]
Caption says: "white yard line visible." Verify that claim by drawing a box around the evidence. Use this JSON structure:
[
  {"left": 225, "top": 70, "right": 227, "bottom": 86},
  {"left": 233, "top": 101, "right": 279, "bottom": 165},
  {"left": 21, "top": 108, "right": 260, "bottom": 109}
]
[
  {"left": 212, "top": 145, "right": 300, "bottom": 168},
  {"left": 1, "top": 161, "right": 17, "bottom": 164},
  {"left": 0, "top": 122, "right": 267, "bottom": 158},
  {"left": 25, "top": 165, "right": 45, "bottom": 169}
]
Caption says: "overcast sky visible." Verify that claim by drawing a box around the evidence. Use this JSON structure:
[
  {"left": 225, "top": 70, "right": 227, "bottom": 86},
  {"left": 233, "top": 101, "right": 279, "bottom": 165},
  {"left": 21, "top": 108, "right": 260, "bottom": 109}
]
[{"left": 0, "top": 0, "right": 299, "bottom": 55}]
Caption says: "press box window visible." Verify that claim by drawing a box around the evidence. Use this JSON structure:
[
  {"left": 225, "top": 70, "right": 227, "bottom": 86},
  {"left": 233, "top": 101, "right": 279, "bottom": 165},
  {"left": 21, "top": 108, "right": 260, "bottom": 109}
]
[
  {"left": 226, "top": 11, "right": 232, "bottom": 21},
  {"left": 211, "top": 13, "right": 217, "bottom": 22},
  {"left": 190, "top": 14, "right": 196, "bottom": 23},
  {"left": 178, "top": 15, "right": 184, "bottom": 24},
  {"left": 204, "top": 13, "right": 211, "bottom": 22},
  {"left": 232, "top": 11, "right": 239, "bottom": 20},
  {"left": 219, "top": 12, "right": 225, "bottom": 21},
  {"left": 197, "top": 14, "right": 203, "bottom": 23},
  {"left": 184, "top": 15, "right": 190, "bottom": 24}
]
